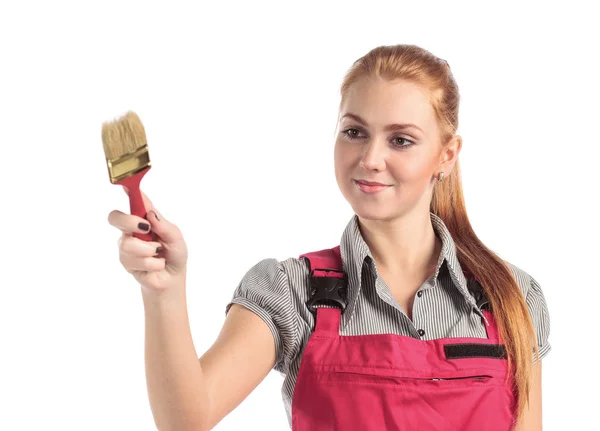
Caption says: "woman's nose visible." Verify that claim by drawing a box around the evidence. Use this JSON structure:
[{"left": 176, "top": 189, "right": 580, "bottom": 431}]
[{"left": 359, "top": 140, "right": 387, "bottom": 171}]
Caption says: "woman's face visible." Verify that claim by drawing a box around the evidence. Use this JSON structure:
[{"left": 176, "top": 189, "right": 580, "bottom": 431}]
[{"left": 334, "top": 76, "right": 459, "bottom": 221}]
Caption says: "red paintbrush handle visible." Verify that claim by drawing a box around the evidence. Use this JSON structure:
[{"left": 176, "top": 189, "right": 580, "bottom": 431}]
[{"left": 117, "top": 166, "right": 154, "bottom": 242}]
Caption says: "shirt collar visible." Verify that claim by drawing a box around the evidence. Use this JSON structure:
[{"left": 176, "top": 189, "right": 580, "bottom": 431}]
[{"left": 339, "top": 212, "right": 484, "bottom": 328}]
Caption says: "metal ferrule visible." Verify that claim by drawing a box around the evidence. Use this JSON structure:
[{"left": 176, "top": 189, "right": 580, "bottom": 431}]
[{"left": 105, "top": 145, "right": 151, "bottom": 183}]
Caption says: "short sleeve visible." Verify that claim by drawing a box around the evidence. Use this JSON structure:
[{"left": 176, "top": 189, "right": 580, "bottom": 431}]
[
  {"left": 526, "top": 275, "right": 551, "bottom": 362},
  {"left": 225, "top": 258, "right": 299, "bottom": 375}
]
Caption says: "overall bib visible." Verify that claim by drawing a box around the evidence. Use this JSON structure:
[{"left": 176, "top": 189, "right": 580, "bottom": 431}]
[{"left": 291, "top": 246, "right": 517, "bottom": 430}]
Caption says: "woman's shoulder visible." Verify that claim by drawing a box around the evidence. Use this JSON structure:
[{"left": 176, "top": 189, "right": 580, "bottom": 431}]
[
  {"left": 502, "top": 260, "right": 552, "bottom": 359},
  {"left": 229, "top": 255, "right": 312, "bottom": 309},
  {"left": 280, "top": 255, "right": 311, "bottom": 278},
  {"left": 237, "top": 255, "right": 310, "bottom": 285},
  {"left": 502, "top": 260, "right": 545, "bottom": 299},
  {"left": 227, "top": 255, "right": 314, "bottom": 374}
]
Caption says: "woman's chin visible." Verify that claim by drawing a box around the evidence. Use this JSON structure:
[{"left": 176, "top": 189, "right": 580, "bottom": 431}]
[{"left": 351, "top": 202, "right": 396, "bottom": 221}]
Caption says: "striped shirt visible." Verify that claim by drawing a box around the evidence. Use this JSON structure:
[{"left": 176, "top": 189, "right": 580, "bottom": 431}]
[{"left": 225, "top": 212, "right": 551, "bottom": 427}]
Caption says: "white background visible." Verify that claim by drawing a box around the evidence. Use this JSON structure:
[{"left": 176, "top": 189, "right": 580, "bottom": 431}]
[{"left": 1, "top": 1, "right": 597, "bottom": 430}]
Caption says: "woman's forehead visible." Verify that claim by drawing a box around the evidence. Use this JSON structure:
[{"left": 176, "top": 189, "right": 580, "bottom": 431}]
[{"left": 340, "top": 79, "right": 436, "bottom": 133}]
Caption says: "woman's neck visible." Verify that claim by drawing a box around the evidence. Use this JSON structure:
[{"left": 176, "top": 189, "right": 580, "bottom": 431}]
[{"left": 358, "top": 212, "right": 442, "bottom": 278}]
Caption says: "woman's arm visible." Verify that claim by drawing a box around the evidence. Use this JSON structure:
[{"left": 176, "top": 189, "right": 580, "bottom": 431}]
[
  {"left": 515, "top": 360, "right": 543, "bottom": 430},
  {"left": 143, "top": 283, "right": 276, "bottom": 431},
  {"left": 200, "top": 304, "right": 277, "bottom": 430}
]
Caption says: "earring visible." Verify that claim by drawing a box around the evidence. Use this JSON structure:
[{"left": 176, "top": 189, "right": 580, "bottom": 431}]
[{"left": 437, "top": 172, "right": 444, "bottom": 182}]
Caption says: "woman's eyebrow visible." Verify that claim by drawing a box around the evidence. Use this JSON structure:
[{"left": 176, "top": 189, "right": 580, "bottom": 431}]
[{"left": 341, "top": 113, "right": 424, "bottom": 134}]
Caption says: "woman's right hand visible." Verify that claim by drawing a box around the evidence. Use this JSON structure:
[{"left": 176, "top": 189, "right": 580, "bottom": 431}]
[{"left": 107, "top": 189, "right": 189, "bottom": 294}]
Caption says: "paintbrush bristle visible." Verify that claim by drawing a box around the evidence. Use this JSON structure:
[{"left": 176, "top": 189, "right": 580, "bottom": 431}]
[{"left": 101, "top": 111, "right": 148, "bottom": 160}]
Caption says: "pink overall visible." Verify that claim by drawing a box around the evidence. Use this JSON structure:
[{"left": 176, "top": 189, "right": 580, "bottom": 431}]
[{"left": 292, "top": 246, "right": 517, "bottom": 430}]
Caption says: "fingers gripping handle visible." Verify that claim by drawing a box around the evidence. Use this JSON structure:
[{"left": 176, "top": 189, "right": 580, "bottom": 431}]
[{"left": 117, "top": 166, "right": 154, "bottom": 242}]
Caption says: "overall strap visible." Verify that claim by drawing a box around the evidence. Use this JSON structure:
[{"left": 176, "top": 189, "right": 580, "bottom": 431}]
[
  {"left": 299, "top": 246, "right": 346, "bottom": 336},
  {"left": 464, "top": 269, "right": 502, "bottom": 343},
  {"left": 313, "top": 308, "right": 342, "bottom": 335},
  {"left": 482, "top": 309, "right": 501, "bottom": 342},
  {"left": 299, "top": 246, "right": 343, "bottom": 276}
]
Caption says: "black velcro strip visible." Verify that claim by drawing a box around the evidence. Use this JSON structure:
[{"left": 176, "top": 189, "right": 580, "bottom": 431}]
[{"left": 444, "top": 343, "right": 507, "bottom": 360}]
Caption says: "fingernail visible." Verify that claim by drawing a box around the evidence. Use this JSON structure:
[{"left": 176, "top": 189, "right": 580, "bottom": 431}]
[
  {"left": 138, "top": 222, "right": 150, "bottom": 231},
  {"left": 156, "top": 246, "right": 164, "bottom": 254},
  {"left": 150, "top": 210, "right": 161, "bottom": 221}
]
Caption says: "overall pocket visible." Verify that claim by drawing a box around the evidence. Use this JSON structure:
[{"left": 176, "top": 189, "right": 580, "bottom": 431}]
[{"left": 319, "top": 368, "right": 494, "bottom": 388}]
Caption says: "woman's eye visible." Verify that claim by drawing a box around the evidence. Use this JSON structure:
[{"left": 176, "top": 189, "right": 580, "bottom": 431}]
[
  {"left": 341, "top": 128, "right": 414, "bottom": 149},
  {"left": 392, "top": 137, "right": 415, "bottom": 148},
  {"left": 342, "top": 128, "right": 362, "bottom": 139}
]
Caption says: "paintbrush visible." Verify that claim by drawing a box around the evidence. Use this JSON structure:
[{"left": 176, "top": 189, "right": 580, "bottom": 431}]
[{"left": 101, "top": 111, "right": 155, "bottom": 242}]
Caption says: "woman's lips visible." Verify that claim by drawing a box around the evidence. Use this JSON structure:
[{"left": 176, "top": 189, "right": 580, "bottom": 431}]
[{"left": 353, "top": 179, "right": 391, "bottom": 194}]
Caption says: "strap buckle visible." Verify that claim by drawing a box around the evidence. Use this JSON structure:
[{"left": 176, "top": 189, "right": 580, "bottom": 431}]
[{"left": 305, "top": 268, "right": 348, "bottom": 312}]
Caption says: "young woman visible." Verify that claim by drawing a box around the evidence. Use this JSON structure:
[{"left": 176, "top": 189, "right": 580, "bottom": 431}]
[{"left": 108, "top": 44, "right": 551, "bottom": 430}]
